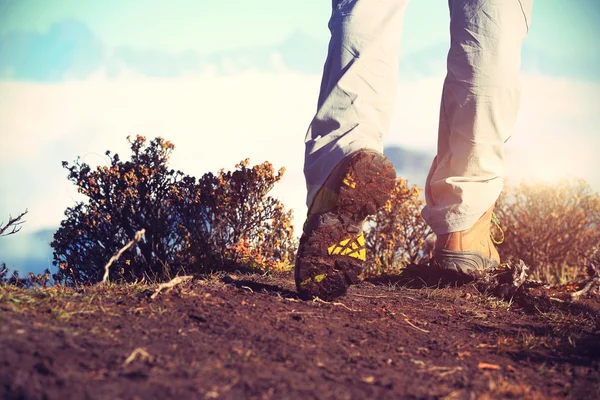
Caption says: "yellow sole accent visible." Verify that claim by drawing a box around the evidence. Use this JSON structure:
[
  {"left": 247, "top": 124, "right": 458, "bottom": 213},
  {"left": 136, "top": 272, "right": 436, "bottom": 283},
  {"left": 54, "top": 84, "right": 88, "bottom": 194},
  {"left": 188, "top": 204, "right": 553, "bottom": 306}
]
[
  {"left": 342, "top": 173, "right": 356, "bottom": 189},
  {"left": 299, "top": 278, "right": 312, "bottom": 287},
  {"left": 327, "top": 232, "right": 367, "bottom": 261},
  {"left": 299, "top": 274, "right": 327, "bottom": 288},
  {"left": 357, "top": 233, "right": 365, "bottom": 246}
]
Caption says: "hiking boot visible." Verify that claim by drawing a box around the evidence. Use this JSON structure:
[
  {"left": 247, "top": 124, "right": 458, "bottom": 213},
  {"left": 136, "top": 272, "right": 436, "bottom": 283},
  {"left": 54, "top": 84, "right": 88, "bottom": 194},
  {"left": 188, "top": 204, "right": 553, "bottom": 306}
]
[
  {"left": 295, "top": 150, "right": 396, "bottom": 300},
  {"left": 430, "top": 206, "right": 500, "bottom": 276}
]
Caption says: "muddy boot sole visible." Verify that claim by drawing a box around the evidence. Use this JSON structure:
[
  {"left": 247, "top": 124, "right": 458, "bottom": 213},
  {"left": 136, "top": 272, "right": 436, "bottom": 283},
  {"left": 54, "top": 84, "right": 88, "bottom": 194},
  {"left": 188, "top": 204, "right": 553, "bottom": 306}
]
[
  {"left": 295, "top": 151, "right": 396, "bottom": 301},
  {"left": 430, "top": 249, "right": 499, "bottom": 279}
]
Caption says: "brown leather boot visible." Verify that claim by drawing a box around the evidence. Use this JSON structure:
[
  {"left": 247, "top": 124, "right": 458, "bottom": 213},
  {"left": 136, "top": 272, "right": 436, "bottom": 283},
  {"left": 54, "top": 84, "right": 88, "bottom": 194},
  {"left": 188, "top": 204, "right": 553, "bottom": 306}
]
[
  {"left": 431, "top": 207, "right": 500, "bottom": 275},
  {"left": 295, "top": 150, "right": 396, "bottom": 300}
]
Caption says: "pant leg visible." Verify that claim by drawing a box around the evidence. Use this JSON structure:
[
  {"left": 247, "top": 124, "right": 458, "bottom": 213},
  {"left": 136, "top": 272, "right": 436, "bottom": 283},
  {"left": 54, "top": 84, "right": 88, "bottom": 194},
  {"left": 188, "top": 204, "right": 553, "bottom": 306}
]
[
  {"left": 304, "top": 0, "right": 410, "bottom": 209},
  {"left": 422, "top": 0, "right": 534, "bottom": 235}
]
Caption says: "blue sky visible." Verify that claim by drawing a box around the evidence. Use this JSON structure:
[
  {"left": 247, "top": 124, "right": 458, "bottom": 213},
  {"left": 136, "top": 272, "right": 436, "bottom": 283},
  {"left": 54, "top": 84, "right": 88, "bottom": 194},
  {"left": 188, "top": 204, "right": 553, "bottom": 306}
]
[
  {"left": 0, "top": 0, "right": 599, "bottom": 275},
  {"left": 1, "top": 0, "right": 599, "bottom": 80}
]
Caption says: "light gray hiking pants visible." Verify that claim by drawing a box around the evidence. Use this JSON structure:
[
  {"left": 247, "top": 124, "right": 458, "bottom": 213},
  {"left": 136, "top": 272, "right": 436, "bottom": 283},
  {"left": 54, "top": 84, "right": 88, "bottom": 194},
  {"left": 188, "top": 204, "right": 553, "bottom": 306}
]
[{"left": 304, "top": 0, "right": 533, "bottom": 235}]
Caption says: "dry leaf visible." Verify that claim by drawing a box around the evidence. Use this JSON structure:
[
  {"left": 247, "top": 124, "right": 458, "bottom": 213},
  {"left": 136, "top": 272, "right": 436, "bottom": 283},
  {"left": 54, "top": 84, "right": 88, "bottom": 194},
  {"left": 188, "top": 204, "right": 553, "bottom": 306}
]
[
  {"left": 478, "top": 362, "right": 501, "bottom": 370},
  {"left": 361, "top": 376, "right": 375, "bottom": 384}
]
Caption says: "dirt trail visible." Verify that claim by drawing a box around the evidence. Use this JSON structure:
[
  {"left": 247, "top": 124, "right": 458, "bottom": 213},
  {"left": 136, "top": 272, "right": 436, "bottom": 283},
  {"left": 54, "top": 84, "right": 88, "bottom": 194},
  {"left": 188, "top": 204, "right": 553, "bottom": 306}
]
[{"left": 1, "top": 273, "right": 599, "bottom": 399}]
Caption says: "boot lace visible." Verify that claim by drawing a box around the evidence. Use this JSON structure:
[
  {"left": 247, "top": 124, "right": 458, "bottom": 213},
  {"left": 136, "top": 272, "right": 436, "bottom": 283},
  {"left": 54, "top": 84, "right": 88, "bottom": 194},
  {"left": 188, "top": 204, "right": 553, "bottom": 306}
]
[{"left": 491, "top": 213, "right": 505, "bottom": 245}]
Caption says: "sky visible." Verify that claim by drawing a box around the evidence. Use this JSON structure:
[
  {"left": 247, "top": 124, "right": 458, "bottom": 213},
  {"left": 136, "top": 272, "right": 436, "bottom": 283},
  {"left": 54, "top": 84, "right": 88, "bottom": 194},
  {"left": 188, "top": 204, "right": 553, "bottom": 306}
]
[{"left": 0, "top": 0, "right": 599, "bottom": 275}]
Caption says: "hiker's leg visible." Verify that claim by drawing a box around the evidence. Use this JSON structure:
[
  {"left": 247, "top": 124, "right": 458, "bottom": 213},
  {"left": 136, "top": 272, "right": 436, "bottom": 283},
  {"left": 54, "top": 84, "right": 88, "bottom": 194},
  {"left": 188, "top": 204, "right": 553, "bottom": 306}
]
[
  {"left": 422, "top": 0, "right": 533, "bottom": 234},
  {"left": 304, "top": 0, "right": 410, "bottom": 209}
]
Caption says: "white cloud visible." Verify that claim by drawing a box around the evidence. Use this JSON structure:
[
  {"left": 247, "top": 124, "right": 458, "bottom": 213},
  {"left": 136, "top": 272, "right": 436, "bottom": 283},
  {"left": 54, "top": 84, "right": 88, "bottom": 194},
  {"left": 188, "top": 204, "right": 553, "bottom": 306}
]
[
  {"left": 506, "top": 75, "right": 600, "bottom": 186},
  {"left": 1, "top": 71, "right": 598, "bottom": 245},
  {"left": 0, "top": 70, "right": 319, "bottom": 233},
  {"left": 387, "top": 74, "right": 600, "bottom": 189}
]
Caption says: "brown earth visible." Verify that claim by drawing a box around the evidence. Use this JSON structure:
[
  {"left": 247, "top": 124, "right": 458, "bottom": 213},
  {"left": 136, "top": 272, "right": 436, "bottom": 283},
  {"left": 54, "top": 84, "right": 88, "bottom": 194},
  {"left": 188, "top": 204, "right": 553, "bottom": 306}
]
[{"left": 0, "top": 270, "right": 599, "bottom": 400}]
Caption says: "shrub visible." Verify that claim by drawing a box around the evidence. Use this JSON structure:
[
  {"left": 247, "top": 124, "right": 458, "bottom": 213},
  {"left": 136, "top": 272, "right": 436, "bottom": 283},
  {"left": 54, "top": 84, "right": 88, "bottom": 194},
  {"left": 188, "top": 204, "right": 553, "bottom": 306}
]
[
  {"left": 216, "top": 160, "right": 296, "bottom": 271},
  {"left": 495, "top": 179, "right": 600, "bottom": 284},
  {"left": 52, "top": 136, "right": 186, "bottom": 284},
  {"left": 51, "top": 136, "right": 295, "bottom": 285},
  {"left": 0, "top": 264, "right": 51, "bottom": 288},
  {"left": 364, "top": 178, "right": 435, "bottom": 276},
  {"left": 173, "top": 159, "right": 296, "bottom": 272}
]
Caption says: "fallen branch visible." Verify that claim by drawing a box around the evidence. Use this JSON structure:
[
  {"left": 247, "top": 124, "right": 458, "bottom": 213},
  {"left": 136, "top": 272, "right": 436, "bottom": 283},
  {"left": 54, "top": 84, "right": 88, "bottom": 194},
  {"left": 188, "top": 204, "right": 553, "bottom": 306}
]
[
  {"left": 101, "top": 229, "right": 145, "bottom": 284},
  {"left": 151, "top": 275, "right": 193, "bottom": 299}
]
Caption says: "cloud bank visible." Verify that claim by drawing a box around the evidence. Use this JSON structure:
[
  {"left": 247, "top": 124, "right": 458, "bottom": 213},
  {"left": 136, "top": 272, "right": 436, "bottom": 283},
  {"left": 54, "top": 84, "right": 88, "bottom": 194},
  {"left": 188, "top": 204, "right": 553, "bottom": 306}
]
[{"left": 1, "top": 69, "right": 599, "bottom": 276}]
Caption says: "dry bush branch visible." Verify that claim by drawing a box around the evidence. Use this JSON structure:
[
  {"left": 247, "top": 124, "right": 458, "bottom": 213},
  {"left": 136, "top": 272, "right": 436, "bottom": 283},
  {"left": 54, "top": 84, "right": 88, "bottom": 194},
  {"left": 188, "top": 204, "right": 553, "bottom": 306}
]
[
  {"left": 0, "top": 210, "right": 28, "bottom": 238},
  {"left": 101, "top": 229, "right": 145, "bottom": 284}
]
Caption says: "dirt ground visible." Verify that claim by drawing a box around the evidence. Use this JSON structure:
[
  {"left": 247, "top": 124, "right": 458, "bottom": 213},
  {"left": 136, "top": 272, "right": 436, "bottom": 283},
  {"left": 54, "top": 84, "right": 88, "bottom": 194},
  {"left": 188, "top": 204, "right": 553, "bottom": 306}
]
[{"left": 1, "top": 270, "right": 599, "bottom": 400}]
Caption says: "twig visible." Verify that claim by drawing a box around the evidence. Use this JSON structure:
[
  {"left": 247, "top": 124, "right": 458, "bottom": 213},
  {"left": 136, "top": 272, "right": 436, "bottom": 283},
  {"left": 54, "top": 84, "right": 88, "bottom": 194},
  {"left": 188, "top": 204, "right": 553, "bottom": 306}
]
[
  {"left": 439, "top": 367, "right": 463, "bottom": 377},
  {"left": 151, "top": 275, "right": 193, "bottom": 299},
  {"left": 0, "top": 209, "right": 28, "bottom": 237},
  {"left": 101, "top": 229, "right": 145, "bottom": 284},
  {"left": 312, "top": 297, "right": 359, "bottom": 312},
  {"left": 284, "top": 298, "right": 300, "bottom": 303},
  {"left": 286, "top": 311, "right": 318, "bottom": 315},
  {"left": 399, "top": 312, "right": 429, "bottom": 333},
  {"left": 123, "top": 348, "right": 150, "bottom": 366},
  {"left": 420, "top": 366, "right": 463, "bottom": 377},
  {"left": 352, "top": 294, "right": 390, "bottom": 299}
]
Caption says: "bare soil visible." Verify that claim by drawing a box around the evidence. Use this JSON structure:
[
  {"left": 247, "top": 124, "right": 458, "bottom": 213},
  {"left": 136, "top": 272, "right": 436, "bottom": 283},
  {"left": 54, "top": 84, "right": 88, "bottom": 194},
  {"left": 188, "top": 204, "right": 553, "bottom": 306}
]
[{"left": 1, "top": 271, "right": 599, "bottom": 399}]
